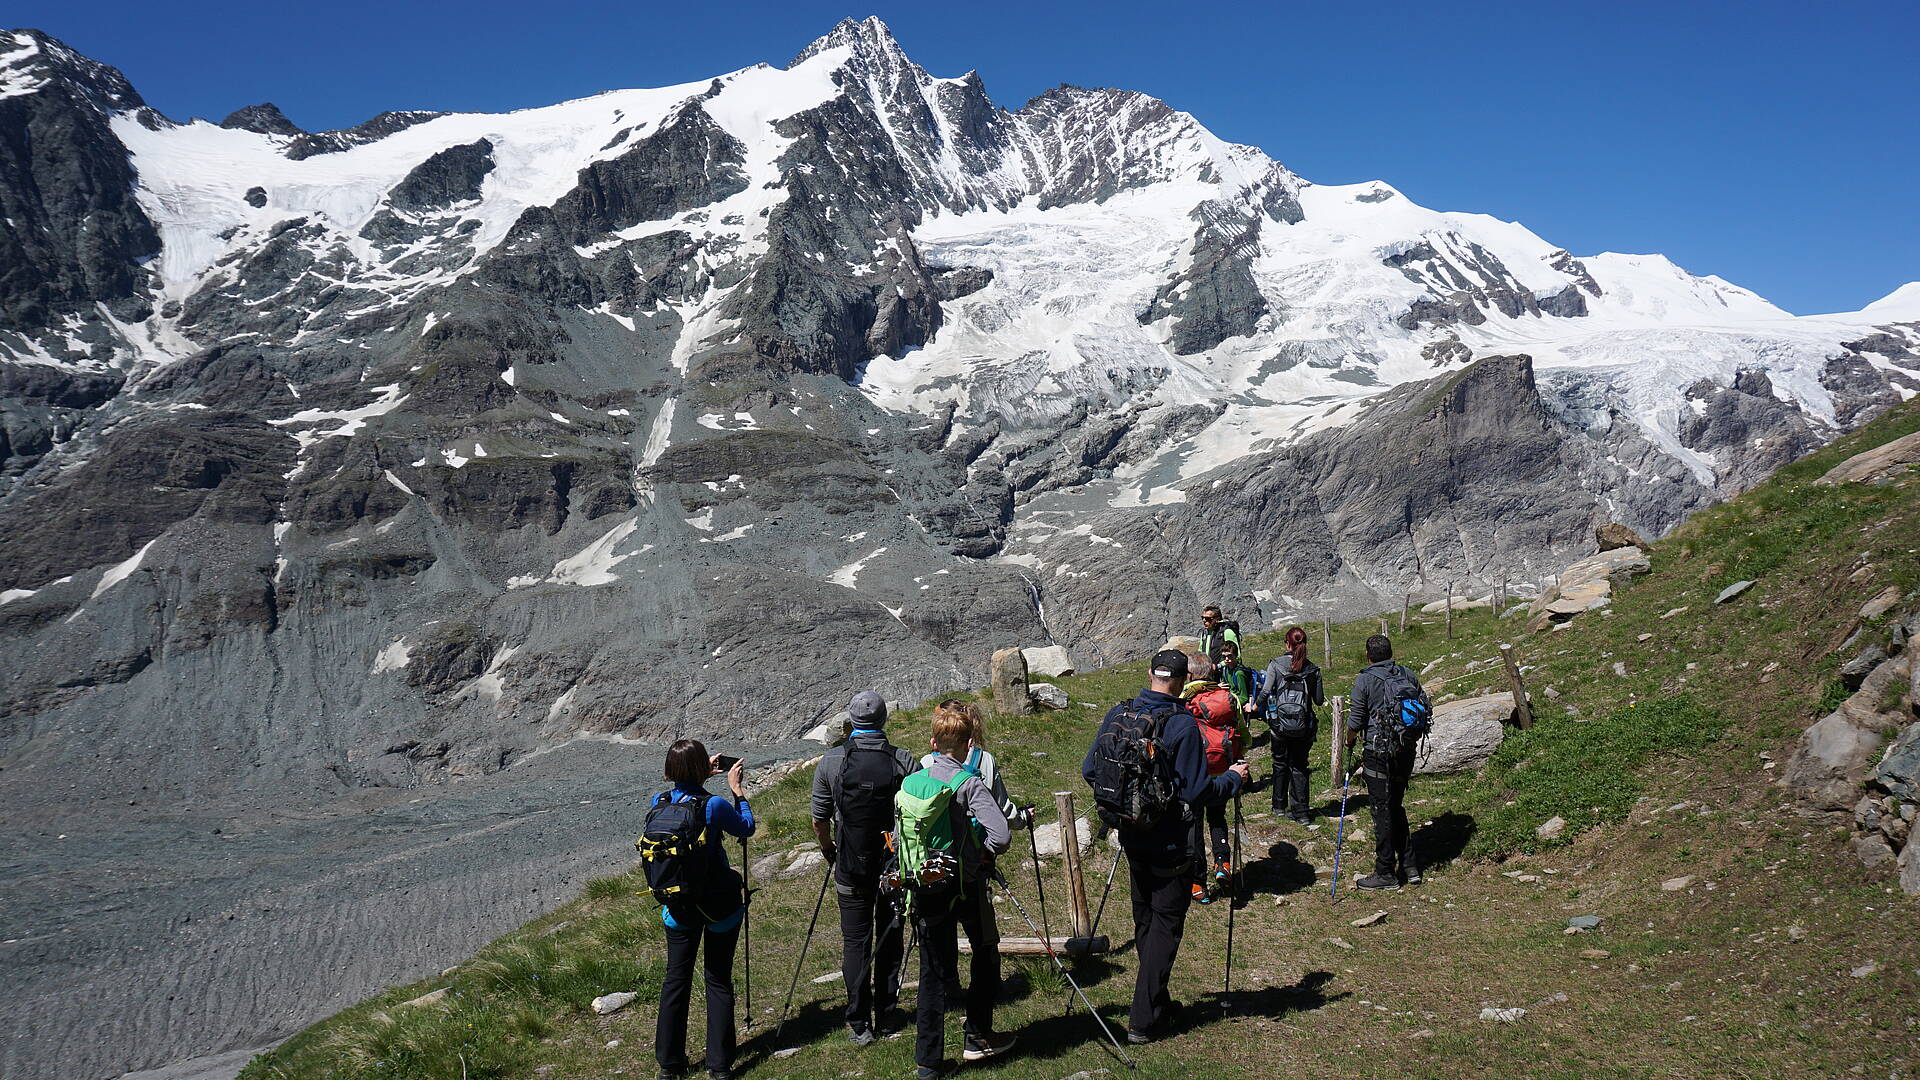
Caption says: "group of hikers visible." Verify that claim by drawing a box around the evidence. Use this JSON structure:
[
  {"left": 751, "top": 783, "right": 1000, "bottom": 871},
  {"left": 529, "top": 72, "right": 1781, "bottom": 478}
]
[{"left": 637, "top": 606, "right": 1432, "bottom": 1080}]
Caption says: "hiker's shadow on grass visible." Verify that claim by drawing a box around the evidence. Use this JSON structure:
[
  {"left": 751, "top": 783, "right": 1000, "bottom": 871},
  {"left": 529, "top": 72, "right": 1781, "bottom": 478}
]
[
  {"left": 1199, "top": 969, "right": 1344, "bottom": 1021},
  {"left": 736, "top": 1000, "right": 841, "bottom": 1067},
  {"left": 1413, "top": 811, "right": 1476, "bottom": 869},
  {"left": 1243, "top": 841, "right": 1317, "bottom": 896}
]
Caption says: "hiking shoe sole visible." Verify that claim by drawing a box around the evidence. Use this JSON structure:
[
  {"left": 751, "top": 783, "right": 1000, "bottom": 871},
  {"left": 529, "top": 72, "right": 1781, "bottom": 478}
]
[{"left": 962, "top": 1033, "right": 1016, "bottom": 1060}]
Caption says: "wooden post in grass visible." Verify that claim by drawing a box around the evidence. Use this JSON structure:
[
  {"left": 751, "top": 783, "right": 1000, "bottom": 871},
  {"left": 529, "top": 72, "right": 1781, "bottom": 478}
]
[
  {"left": 1446, "top": 583, "right": 1454, "bottom": 640},
  {"left": 1322, "top": 619, "right": 1332, "bottom": 662},
  {"left": 1400, "top": 592, "right": 1410, "bottom": 633},
  {"left": 1378, "top": 616, "right": 1388, "bottom": 635},
  {"left": 1500, "top": 644, "right": 1534, "bottom": 730},
  {"left": 1056, "top": 791, "right": 1092, "bottom": 940}
]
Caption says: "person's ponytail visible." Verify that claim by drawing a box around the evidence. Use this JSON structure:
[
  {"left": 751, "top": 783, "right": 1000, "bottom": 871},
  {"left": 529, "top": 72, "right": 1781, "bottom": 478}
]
[{"left": 1285, "top": 626, "right": 1308, "bottom": 673}]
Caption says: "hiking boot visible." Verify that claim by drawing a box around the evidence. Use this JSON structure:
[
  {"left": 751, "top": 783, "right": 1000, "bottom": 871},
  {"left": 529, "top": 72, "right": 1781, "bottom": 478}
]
[
  {"left": 1191, "top": 882, "right": 1214, "bottom": 904},
  {"left": 706, "top": 1069, "right": 734, "bottom": 1080},
  {"left": 1290, "top": 812, "right": 1314, "bottom": 826},
  {"left": 916, "top": 1061, "right": 961, "bottom": 1080},
  {"left": 1126, "top": 1027, "right": 1156, "bottom": 1045},
  {"left": 1213, "top": 860, "right": 1232, "bottom": 882},
  {"left": 1401, "top": 867, "right": 1424, "bottom": 886},
  {"left": 962, "top": 1030, "right": 1017, "bottom": 1061},
  {"left": 876, "top": 1007, "right": 909, "bottom": 1036},
  {"left": 847, "top": 1023, "right": 876, "bottom": 1047},
  {"left": 1356, "top": 873, "right": 1401, "bottom": 891}
]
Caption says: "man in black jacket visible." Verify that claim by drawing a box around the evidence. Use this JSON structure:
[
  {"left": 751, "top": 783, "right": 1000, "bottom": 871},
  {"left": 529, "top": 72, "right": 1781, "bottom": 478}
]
[
  {"left": 1082, "top": 649, "right": 1248, "bottom": 1043},
  {"left": 810, "top": 691, "right": 919, "bottom": 1044},
  {"left": 1342, "top": 635, "right": 1428, "bottom": 890}
]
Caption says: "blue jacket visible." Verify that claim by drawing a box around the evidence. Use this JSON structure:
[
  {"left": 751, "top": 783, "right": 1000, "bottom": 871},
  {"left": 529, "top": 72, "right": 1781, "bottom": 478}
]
[
  {"left": 1082, "top": 689, "right": 1241, "bottom": 868},
  {"left": 653, "top": 782, "right": 756, "bottom": 931}
]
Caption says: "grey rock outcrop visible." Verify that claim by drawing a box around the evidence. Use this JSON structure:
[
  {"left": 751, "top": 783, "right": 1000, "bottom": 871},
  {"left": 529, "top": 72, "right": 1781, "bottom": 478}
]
[
  {"left": 1413, "top": 694, "right": 1511, "bottom": 775},
  {"left": 1526, "top": 545, "right": 1649, "bottom": 631},
  {"left": 1022, "top": 645, "right": 1076, "bottom": 678},
  {"left": 1781, "top": 654, "right": 1911, "bottom": 810},
  {"left": 1819, "top": 429, "right": 1920, "bottom": 485},
  {"left": 991, "top": 647, "right": 1031, "bottom": 716}
]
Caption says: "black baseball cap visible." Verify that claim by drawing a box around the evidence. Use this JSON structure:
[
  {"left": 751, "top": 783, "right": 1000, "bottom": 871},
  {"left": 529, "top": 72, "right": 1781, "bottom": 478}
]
[{"left": 1150, "top": 649, "right": 1189, "bottom": 680}]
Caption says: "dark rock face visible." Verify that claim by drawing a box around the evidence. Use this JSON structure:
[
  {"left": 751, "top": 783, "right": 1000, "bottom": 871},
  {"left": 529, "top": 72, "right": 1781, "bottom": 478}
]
[
  {"left": 285, "top": 109, "right": 448, "bottom": 160},
  {"left": 219, "top": 102, "right": 303, "bottom": 136},
  {"left": 0, "top": 30, "right": 158, "bottom": 332},
  {"left": 1676, "top": 368, "right": 1824, "bottom": 492}
]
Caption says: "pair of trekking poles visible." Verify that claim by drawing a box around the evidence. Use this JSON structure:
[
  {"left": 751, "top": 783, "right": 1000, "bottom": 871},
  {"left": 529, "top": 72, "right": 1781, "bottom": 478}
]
[{"left": 773, "top": 818, "right": 1139, "bottom": 1068}]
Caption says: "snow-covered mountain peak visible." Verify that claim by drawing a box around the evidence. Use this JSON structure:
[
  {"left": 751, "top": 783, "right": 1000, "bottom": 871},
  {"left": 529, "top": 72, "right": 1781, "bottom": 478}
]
[
  {"left": 0, "top": 29, "right": 143, "bottom": 111},
  {"left": 1856, "top": 281, "right": 1920, "bottom": 322},
  {"left": 789, "top": 15, "right": 910, "bottom": 71}
]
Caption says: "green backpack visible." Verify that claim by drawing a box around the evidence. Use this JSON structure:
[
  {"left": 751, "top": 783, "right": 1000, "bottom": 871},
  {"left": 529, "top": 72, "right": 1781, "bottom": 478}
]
[{"left": 893, "top": 766, "right": 978, "bottom": 913}]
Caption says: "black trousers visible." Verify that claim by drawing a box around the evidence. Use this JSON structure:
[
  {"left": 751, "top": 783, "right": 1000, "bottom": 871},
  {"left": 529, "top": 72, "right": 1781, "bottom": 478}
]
[
  {"left": 1271, "top": 735, "right": 1312, "bottom": 815},
  {"left": 913, "top": 879, "right": 1000, "bottom": 1067},
  {"left": 836, "top": 876, "right": 905, "bottom": 1030},
  {"left": 1126, "top": 856, "right": 1193, "bottom": 1034},
  {"left": 655, "top": 920, "right": 739, "bottom": 1073},
  {"left": 1189, "top": 801, "right": 1230, "bottom": 877},
  {"left": 1363, "top": 753, "right": 1418, "bottom": 877}
]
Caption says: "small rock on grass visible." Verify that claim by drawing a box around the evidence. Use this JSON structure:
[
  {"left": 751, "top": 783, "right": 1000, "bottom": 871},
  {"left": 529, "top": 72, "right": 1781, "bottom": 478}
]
[
  {"left": 1579, "top": 949, "right": 1610, "bottom": 960},
  {"left": 400, "top": 987, "right": 450, "bottom": 1008},
  {"left": 1327, "top": 937, "right": 1355, "bottom": 950},
  {"left": 1715, "top": 580, "right": 1755, "bottom": 604},
  {"left": 1660, "top": 606, "right": 1689, "bottom": 619},
  {"left": 773, "top": 1048, "right": 803, "bottom": 1059},
  {"left": 1660, "top": 875, "right": 1695, "bottom": 892},
  {"left": 1536, "top": 816, "right": 1567, "bottom": 840},
  {"left": 1850, "top": 960, "right": 1879, "bottom": 978},
  {"left": 592, "top": 991, "right": 636, "bottom": 1015},
  {"left": 1479, "top": 1007, "right": 1527, "bottom": 1022},
  {"left": 1350, "top": 910, "right": 1388, "bottom": 927},
  {"left": 1063, "top": 1071, "right": 1112, "bottom": 1080},
  {"left": 1567, "top": 915, "right": 1602, "bottom": 930}
]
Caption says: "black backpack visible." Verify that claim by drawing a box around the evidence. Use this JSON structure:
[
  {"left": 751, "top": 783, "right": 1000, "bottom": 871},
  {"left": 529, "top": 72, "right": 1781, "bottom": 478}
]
[
  {"left": 1271, "top": 669, "right": 1314, "bottom": 736},
  {"left": 637, "top": 791, "right": 741, "bottom": 923},
  {"left": 1205, "top": 621, "right": 1242, "bottom": 662},
  {"left": 834, "top": 743, "right": 901, "bottom": 881},
  {"left": 1088, "top": 703, "right": 1179, "bottom": 829},
  {"left": 1364, "top": 665, "right": 1432, "bottom": 758}
]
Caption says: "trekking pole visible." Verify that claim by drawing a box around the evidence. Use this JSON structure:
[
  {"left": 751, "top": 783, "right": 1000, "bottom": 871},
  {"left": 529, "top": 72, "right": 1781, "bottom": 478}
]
[
  {"left": 741, "top": 836, "right": 754, "bottom": 1024},
  {"left": 775, "top": 864, "right": 832, "bottom": 1041},
  {"left": 1025, "top": 810, "right": 1053, "bottom": 945},
  {"left": 1224, "top": 791, "right": 1242, "bottom": 997},
  {"left": 989, "top": 872, "right": 1136, "bottom": 1070},
  {"left": 1330, "top": 761, "right": 1353, "bottom": 901},
  {"left": 1089, "top": 844, "right": 1123, "bottom": 940}
]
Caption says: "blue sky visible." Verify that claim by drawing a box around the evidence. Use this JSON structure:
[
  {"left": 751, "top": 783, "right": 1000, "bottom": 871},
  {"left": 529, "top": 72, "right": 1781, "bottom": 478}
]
[{"left": 25, "top": 0, "right": 1917, "bottom": 314}]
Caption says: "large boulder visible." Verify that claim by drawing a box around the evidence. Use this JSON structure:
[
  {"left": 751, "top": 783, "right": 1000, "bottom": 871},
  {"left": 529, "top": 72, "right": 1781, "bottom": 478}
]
[
  {"left": 1781, "top": 655, "right": 1911, "bottom": 810},
  {"left": 1032, "top": 816, "right": 1093, "bottom": 857},
  {"left": 1022, "top": 644, "right": 1077, "bottom": 678},
  {"left": 802, "top": 712, "right": 852, "bottom": 746},
  {"left": 1873, "top": 722, "right": 1920, "bottom": 799},
  {"left": 991, "top": 647, "right": 1032, "bottom": 716},
  {"left": 1526, "top": 545, "right": 1649, "bottom": 631},
  {"left": 1413, "top": 693, "right": 1512, "bottom": 775},
  {"left": 1818, "top": 429, "right": 1920, "bottom": 485},
  {"left": 1900, "top": 839, "right": 1920, "bottom": 897},
  {"left": 1595, "top": 523, "right": 1649, "bottom": 551},
  {"left": 1029, "top": 682, "right": 1070, "bottom": 710}
]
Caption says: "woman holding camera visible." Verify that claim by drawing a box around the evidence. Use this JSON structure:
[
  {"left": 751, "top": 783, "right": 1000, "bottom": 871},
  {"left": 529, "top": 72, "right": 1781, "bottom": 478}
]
[{"left": 651, "top": 739, "right": 755, "bottom": 1080}]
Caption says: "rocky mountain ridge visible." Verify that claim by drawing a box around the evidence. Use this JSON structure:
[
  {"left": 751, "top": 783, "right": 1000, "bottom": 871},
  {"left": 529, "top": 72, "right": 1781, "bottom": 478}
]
[{"left": 1, "top": 18, "right": 1917, "bottom": 820}]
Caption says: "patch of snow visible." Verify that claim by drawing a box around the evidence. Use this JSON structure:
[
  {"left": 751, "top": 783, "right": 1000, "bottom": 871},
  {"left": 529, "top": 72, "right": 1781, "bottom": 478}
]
[
  {"left": 91, "top": 538, "right": 159, "bottom": 599},
  {"left": 372, "top": 639, "right": 411, "bottom": 673}
]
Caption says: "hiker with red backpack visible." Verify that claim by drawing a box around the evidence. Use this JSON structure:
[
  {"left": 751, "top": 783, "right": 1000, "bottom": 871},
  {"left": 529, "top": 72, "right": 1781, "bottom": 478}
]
[
  {"left": 640, "top": 740, "right": 756, "bottom": 1080},
  {"left": 1083, "top": 648, "right": 1248, "bottom": 1045},
  {"left": 1182, "top": 653, "right": 1244, "bottom": 903},
  {"left": 1248, "top": 626, "right": 1326, "bottom": 824},
  {"left": 896, "top": 705, "right": 1015, "bottom": 1079},
  {"left": 1342, "top": 634, "right": 1432, "bottom": 890}
]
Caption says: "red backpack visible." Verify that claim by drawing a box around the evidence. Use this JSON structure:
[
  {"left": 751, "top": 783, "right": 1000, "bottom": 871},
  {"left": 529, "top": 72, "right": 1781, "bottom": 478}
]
[{"left": 1186, "top": 687, "right": 1241, "bottom": 776}]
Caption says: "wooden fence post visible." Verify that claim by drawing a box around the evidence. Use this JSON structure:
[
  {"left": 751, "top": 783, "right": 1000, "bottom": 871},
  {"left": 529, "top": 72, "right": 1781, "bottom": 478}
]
[
  {"left": 1446, "top": 583, "right": 1454, "bottom": 640},
  {"left": 1328, "top": 694, "right": 1345, "bottom": 796},
  {"left": 1400, "top": 592, "right": 1410, "bottom": 632},
  {"left": 1500, "top": 644, "right": 1534, "bottom": 730},
  {"left": 1055, "top": 791, "right": 1092, "bottom": 939},
  {"left": 1322, "top": 619, "right": 1332, "bottom": 662}
]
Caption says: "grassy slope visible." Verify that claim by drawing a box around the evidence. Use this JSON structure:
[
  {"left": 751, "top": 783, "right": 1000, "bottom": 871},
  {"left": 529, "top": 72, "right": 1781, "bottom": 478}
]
[{"left": 245, "top": 401, "right": 1920, "bottom": 1080}]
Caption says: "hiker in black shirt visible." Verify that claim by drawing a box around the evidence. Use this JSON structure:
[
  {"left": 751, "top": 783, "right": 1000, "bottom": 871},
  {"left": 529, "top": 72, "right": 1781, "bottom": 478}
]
[
  {"left": 1082, "top": 649, "right": 1247, "bottom": 1044},
  {"left": 1343, "top": 634, "right": 1427, "bottom": 890},
  {"left": 809, "top": 691, "right": 918, "bottom": 1044}
]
